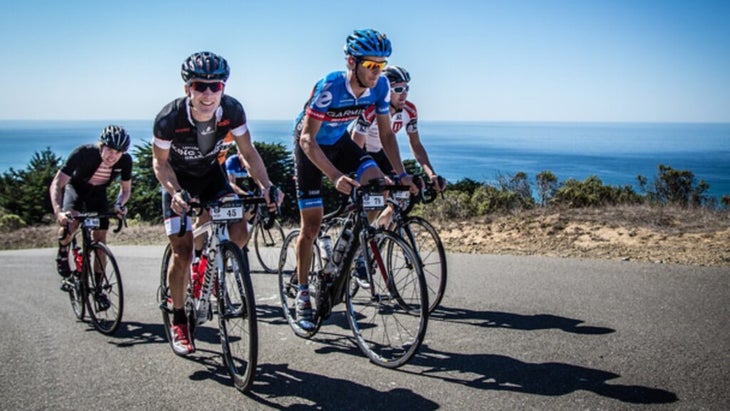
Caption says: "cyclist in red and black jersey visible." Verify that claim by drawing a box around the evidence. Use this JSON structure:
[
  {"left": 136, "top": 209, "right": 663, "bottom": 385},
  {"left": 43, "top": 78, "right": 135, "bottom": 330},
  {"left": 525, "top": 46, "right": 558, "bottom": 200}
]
[
  {"left": 152, "top": 51, "right": 282, "bottom": 356},
  {"left": 351, "top": 66, "right": 443, "bottom": 192},
  {"left": 49, "top": 125, "right": 132, "bottom": 286}
]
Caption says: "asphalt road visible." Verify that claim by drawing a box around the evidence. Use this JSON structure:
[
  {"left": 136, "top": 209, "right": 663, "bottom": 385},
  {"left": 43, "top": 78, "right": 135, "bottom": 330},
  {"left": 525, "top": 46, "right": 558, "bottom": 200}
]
[{"left": 1, "top": 245, "right": 728, "bottom": 410}]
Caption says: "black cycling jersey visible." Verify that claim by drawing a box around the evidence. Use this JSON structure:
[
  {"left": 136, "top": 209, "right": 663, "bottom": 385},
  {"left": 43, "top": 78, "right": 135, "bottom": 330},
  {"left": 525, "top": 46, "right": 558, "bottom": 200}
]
[
  {"left": 153, "top": 95, "right": 247, "bottom": 178},
  {"left": 60, "top": 144, "right": 133, "bottom": 194}
]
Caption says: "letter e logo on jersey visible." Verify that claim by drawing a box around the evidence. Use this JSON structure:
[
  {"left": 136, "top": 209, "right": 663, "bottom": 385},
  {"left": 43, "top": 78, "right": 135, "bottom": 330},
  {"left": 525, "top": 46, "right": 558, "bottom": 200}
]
[{"left": 315, "top": 91, "right": 333, "bottom": 109}]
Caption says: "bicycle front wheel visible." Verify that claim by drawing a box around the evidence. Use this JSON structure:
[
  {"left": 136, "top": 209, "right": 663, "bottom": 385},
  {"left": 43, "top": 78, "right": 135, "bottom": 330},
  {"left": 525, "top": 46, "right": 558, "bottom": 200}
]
[
  {"left": 399, "top": 216, "right": 447, "bottom": 313},
  {"left": 68, "top": 271, "right": 86, "bottom": 321},
  {"left": 85, "top": 242, "right": 124, "bottom": 335},
  {"left": 218, "top": 241, "right": 258, "bottom": 393},
  {"left": 253, "top": 218, "right": 285, "bottom": 273},
  {"left": 345, "top": 230, "right": 428, "bottom": 368}
]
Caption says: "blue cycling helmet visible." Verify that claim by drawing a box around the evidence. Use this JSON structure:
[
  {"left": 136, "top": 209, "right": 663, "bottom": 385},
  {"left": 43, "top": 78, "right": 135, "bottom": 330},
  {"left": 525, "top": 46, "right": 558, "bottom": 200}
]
[
  {"left": 99, "top": 125, "right": 130, "bottom": 152},
  {"left": 384, "top": 66, "right": 410, "bottom": 84},
  {"left": 344, "top": 29, "right": 392, "bottom": 58},
  {"left": 181, "top": 51, "right": 230, "bottom": 83}
]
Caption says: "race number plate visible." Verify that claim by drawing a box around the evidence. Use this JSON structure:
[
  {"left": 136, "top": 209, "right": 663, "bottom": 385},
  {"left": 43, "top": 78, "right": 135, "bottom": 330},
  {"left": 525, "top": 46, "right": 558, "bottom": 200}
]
[
  {"left": 210, "top": 204, "right": 244, "bottom": 221},
  {"left": 392, "top": 190, "right": 410, "bottom": 200},
  {"left": 362, "top": 193, "right": 386, "bottom": 210},
  {"left": 84, "top": 217, "right": 100, "bottom": 228}
]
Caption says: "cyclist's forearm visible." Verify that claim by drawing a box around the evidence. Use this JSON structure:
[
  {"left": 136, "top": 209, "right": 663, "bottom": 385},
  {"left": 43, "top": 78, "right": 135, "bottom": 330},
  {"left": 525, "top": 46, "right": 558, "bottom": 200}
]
[
  {"left": 152, "top": 148, "right": 183, "bottom": 195},
  {"left": 115, "top": 180, "right": 132, "bottom": 206}
]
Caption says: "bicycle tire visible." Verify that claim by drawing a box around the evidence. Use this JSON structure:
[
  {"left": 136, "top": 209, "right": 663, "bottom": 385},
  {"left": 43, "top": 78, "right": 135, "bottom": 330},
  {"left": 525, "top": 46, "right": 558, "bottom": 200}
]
[
  {"left": 218, "top": 241, "right": 258, "bottom": 393},
  {"left": 158, "top": 244, "right": 174, "bottom": 344},
  {"left": 253, "top": 218, "right": 285, "bottom": 273},
  {"left": 68, "top": 270, "right": 86, "bottom": 321},
  {"left": 398, "top": 216, "right": 447, "bottom": 313},
  {"left": 345, "top": 230, "right": 428, "bottom": 368},
  {"left": 277, "top": 230, "right": 324, "bottom": 337},
  {"left": 85, "top": 242, "right": 124, "bottom": 335}
]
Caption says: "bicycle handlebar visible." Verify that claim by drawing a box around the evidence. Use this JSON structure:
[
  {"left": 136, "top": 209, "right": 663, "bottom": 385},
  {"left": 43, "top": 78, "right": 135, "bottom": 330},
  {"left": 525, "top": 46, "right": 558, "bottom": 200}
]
[
  {"left": 69, "top": 211, "right": 127, "bottom": 233},
  {"left": 177, "top": 195, "right": 269, "bottom": 237}
]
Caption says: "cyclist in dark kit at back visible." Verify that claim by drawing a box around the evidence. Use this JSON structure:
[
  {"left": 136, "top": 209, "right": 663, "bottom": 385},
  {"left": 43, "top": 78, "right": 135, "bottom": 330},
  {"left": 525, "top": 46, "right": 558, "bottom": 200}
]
[{"left": 50, "top": 125, "right": 132, "bottom": 298}]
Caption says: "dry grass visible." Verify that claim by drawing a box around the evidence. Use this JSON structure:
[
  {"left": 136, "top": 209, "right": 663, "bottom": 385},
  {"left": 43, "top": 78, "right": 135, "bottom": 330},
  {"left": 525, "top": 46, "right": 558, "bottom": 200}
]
[{"left": 3, "top": 205, "right": 729, "bottom": 267}]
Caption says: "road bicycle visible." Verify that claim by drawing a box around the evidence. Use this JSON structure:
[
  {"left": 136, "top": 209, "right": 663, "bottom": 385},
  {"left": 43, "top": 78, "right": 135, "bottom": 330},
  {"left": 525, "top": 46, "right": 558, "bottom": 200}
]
[
  {"left": 62, "top": 212, "right": 126, "bottom": 335},
  {"left": 158, "top": 196, "right": 260, "bottom": 393},
  {"left": 278, "top": 179, "right": 429, "bottom": 368},
  {"left": 320, "top": 175, "right": 447, "bottom": 313},
  {"left": 384, "top": 175, "right": 447, "bottom": 313},
  {"left": 247, "top": 194, "right": 285, "bottom": 273}
]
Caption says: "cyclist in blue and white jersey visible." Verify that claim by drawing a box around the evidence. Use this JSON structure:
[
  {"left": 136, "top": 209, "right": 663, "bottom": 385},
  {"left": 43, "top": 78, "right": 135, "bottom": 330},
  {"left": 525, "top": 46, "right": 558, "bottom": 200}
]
[
  {"left": 152, "top": 51, "right": 281, "bottom": 356},
  {"left": 292, "top": 29, "right": 413, "bottom": 329}
]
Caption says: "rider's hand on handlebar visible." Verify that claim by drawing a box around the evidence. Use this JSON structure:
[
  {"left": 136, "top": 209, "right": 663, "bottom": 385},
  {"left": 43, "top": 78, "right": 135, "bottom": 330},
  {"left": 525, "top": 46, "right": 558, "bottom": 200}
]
[
  {"left": 114, "top": 203, "right": 128, "bottom": 218},
  {"left": 334, "top": 174, "right": 360, "bottom": 195},
  {"left": 429, "top": 174, "right": 445, "bottom": 192},
  {"left": 396, "top": 173, "right": 418, "bottom": 194},
  {"left": 171, "top": 190, "right": 191, "bottom": 216}
]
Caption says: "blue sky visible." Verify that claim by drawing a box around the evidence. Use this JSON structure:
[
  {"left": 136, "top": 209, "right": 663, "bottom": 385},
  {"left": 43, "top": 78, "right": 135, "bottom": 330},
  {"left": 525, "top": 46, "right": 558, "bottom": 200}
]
[{"left": 2, "top": 0, "right": 728, "bottom": 122}]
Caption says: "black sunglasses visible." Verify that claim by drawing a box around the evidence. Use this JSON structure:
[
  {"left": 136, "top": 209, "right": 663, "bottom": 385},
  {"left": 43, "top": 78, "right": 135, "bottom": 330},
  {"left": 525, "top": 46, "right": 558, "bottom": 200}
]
[{"left": 190, "top": 81, "right": 225, "bottom": 93}]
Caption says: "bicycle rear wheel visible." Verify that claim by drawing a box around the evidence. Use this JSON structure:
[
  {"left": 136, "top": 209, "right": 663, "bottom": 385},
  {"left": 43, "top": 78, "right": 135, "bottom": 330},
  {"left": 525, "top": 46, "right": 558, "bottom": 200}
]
[
  {"left": 253, "top": 218, "right": 285, "bottom": 273},
  {"left": 399, "top": 216, "right": 447, "bottom": 313},
  {"left": 85, "top": 243, "right": 124, "bottom": 335},
  {"left": 218, "top": 241, "right": 258, "bottom": 393},
  {"left": 277, "top": 230, "right": 324, "bottom": 337},
  {"left": 345, "top": 230, "right": 428, "bottom": 368}
]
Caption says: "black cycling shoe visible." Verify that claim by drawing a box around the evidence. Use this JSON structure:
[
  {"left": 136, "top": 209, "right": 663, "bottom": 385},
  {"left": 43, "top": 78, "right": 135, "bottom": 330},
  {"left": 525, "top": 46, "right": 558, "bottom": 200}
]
[
  {"left": 95, "top": 290, "right": 111, "bottom": 311},
  {"left": 56, "top": 247, "right": 71, "bottom": 278}
]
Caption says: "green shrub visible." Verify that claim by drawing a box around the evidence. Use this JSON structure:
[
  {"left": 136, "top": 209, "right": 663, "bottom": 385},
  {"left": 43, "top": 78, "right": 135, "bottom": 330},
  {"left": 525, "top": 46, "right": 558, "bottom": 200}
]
[{"left": 0, "top": 214, "right": 26, "bottom": 232}]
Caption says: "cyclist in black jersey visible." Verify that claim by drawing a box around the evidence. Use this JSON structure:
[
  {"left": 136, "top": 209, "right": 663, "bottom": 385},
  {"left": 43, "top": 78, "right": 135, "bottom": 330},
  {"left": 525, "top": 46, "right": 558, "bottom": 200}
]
[
  {"left": 49, "top": 125, "right": 132, "bottom": 288},
  {"left": 152, "top": 51, "right": 282, "bottom": 356},
  {"left": 292, "top": 29, "right": 414, "bottom": 329}
]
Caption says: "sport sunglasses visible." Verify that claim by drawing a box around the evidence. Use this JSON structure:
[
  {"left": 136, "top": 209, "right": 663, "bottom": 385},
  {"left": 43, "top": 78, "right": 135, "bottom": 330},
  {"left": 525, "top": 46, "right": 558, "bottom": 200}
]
[
  {"left": 190, "top": 81, "right": 225, "bottom": 93},
  {"left": 391, "top": 85, "right": 410, "bottom": 94},
  {"left": 360, "top": 59, "right": 388, "bottom": 70}
]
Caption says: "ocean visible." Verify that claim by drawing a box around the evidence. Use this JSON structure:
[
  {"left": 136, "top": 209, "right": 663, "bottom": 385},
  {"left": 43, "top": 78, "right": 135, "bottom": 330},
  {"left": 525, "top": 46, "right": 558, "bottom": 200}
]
[{"left": 1, "top": 120, "right": 729, "bottom": 199}]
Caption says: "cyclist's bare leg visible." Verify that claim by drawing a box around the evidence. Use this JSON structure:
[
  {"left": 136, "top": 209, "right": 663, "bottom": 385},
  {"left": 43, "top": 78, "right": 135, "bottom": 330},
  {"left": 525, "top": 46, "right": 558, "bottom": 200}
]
[
  {"left": 193, "top": 211, "right": 210, "bottom": 253},
  {"left": 227, "top": 219, "right": 249, "bottom": 249},
  {"left": 91, "top": 229, "right": 109, "bottom": 273},
  {"left": 296, "top": 207, "right": 322, "bottom": 286},
  {"left": 168, "top": 231, "right": 194, "bottom": 310},
  {"left": 58, "top": 220, "right": 80, "bottom": 247}
]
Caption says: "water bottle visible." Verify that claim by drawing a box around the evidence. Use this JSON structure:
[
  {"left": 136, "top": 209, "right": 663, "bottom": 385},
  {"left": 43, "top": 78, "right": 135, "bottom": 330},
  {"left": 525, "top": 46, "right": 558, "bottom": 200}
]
[
  {"left": 332, "top": 229, "right": 352, "bottom": 265},
  {"left": 319, "top": 235, "right": 335, "bottom": 274},
  {"left": 73, "top": 246, "right": 83, "bottom": 272},
  {"left": 192, "top": 254, "right": 207, "bottom": 299}
]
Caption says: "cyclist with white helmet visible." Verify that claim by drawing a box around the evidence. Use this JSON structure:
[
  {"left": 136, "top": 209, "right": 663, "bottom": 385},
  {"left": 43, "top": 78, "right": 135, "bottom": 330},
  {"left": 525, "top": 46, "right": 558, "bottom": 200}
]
[
  {"left": 50, "top": 125, "right": 133, "bottom": 289},
  {"left": 292, "top": 29, "right": 412, "bottom": 329},
  {"left": 351, "top": 65, "right": 443, "bottom": 192},
  {"left": 152, "top": 51, "right": 281, "bottom": 356}
]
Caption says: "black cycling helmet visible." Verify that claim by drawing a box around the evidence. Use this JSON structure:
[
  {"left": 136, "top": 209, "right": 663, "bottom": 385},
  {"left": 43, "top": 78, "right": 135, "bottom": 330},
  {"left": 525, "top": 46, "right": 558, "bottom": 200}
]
[
  {"left": 99, "top": 125, "right": 130, "bottom": 152},
  {"left": 384, "top": 66, "right": 410, "bottom": 84},
  {"left": 181, "top": 51, "right": 230, "bottom": 83},
  {"left": 344, "top": 29, "right": 392, "bottom": 58}
]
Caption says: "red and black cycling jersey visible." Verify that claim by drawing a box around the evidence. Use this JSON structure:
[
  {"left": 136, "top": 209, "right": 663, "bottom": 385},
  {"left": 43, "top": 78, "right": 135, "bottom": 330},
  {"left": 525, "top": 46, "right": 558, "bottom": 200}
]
[
  {"left": 60, "top": 144, "right": 132, "bottom": 193},
  {"left": 153, "top": 95, "right": 247, "bottom": 178}
]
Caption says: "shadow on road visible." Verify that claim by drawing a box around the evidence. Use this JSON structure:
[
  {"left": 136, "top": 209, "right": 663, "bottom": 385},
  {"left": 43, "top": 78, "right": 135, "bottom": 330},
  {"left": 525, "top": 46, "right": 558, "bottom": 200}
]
[
  {"left": 246, "top": 362, "right": 439, "bottom": 410},
  {"left": 431, "top": 305, "right": 615, "bottom": 334},
  {"left": 406, "top": 345, "right": 678, "bottom": 404}
]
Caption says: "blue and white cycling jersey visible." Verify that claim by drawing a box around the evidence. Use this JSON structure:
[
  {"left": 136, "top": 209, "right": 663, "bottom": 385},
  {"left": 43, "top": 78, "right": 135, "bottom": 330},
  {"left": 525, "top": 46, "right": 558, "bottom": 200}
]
[{"left": 293, "top": 71, "right": 391, "bottom": 146}]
